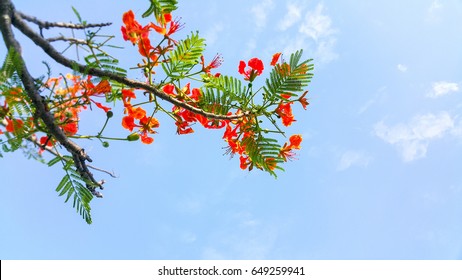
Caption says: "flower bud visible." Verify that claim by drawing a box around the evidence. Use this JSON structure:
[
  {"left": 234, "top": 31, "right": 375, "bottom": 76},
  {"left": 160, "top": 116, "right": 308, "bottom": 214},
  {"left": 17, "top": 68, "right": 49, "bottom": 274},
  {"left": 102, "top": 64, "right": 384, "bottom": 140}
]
[
  {"left": 102, "top": 141, "right": 110, "bottom": 148},
  {"left": 127, "top": 132, "right": 140, "bottom": 141},
  {"left": 106, "top": 111, "right": 114, "bottom": 118}
]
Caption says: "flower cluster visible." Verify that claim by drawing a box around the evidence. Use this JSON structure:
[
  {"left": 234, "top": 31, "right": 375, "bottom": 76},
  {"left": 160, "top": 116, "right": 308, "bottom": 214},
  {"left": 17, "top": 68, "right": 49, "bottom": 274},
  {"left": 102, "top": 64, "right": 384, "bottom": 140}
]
[
  {"left": 118, "top": 8, "right": 311, "bottom": 174},
  {"left": 222, "top": 111, "right": 257, "bottom": 170},
  {"left": 121, "top": 89, "right": 159, "bottom": 144},
  {"left": 163, "top": 83, "right": 228, "bottom": 134},
  {"left": 121, "top": 9, "right": 183, "bottom": 76},
  {"left": 0, "top": 75, "right": 114, "bottom": 153},
  {"left": 45, "top": 75, "right": 113, "bottom": 136}
]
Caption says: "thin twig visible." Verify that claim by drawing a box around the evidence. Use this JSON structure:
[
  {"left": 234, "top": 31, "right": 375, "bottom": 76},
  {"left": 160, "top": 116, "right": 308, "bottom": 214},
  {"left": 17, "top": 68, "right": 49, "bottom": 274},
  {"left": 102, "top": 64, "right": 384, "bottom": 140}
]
[
  {"left": 47, "top": 36, "right": 87, "bottom": 44},
  {"left": 17, "top": 11, "right": 111, "bottom": 30}
]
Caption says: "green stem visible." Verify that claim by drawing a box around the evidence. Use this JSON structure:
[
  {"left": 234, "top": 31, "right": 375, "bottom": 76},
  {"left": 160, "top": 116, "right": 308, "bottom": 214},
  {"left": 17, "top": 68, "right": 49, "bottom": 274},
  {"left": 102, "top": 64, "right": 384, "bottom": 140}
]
[
  {"left": 96, "top": 115, "right": 110, "bottom": 137},
  {"left": 71, "top": 135, "right": 128, "bottom": 141}
]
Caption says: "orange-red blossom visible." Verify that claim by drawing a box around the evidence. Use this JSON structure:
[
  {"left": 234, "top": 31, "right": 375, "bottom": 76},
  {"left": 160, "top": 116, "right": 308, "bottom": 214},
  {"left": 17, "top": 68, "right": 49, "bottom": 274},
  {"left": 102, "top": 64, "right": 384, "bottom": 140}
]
[
  {"left": 121, "top": 10, "right": 183, "bottom": 63},
  {"left": 163, "top": 83, "right": 227, "bottom": 135},
  {"left": 238, "top": 57, "right": 264, "bottom": 82},
  {"left": 280, "top": 134, "right": 303, "bottom": 161},
  {"left": 121, "top": 89, "right": 159, "bottom": 144},
  {"left": 222, "top": 112, "right": 257, "bottom": 170}
]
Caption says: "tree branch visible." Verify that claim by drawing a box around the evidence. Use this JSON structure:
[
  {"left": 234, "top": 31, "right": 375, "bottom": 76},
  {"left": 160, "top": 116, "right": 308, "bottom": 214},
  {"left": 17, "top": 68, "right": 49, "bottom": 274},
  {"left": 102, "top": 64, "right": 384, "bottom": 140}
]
[
  {"left": 17, "top": 11, "right": 112, "bottom": 30},
  {"left": 0, "top": 0, "right": 104, "bottom": 197},
  {"left": 11, "top": 10, "right": 249, "bottom": 121},
  {"left": 46, "top": 36, "right": 87, "bottom": 44}
]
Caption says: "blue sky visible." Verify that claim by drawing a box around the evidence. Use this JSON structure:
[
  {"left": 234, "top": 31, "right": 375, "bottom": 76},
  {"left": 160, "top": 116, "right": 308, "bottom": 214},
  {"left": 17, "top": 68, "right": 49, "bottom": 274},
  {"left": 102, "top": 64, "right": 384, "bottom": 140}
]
[{"left": 1, "top": 0, "right": 462, "bottom": 259}]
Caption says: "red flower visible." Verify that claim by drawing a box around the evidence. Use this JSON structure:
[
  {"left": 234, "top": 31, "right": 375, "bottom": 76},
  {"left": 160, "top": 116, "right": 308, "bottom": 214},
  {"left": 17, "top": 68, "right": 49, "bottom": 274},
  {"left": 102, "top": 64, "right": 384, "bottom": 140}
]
[
  {"left": 275, "top": 102, "right": 295, "bottom": 127},
  {"left": 122, "top": 89, "right": 147, "bottom": 122},
  {"left": 298, "top": 91, "right": 309, "bottom": 109},
  {"left": 163, "top": 13, "right": 172, "bottom": 23},
  {"left": 5, "top": 118, "right": 23, "bottom": 134},
  {"left": 122, "top": 89, "right": 136, "bottom": 100},
  {"left": 238, "top": 58, "right": 264, "bottom": 82},
  {"left": 166, "top": 19, "right": 183, "bottom": 36},
  {"left": 175, "top": 119, "right": 194, "bottom": 135},
  {"left": 93, "top": 102, "right": 111, "bottom": 113},
  {"left": 223, "top": 123, "right": 238, "bottom": 141},
  {"left": 123, "top": 102, "right": 146, "bottom": 120},
  {"left": 122, "top": 114, "right": 159, "bottom": 144},
  {"left": 122, "top": 115, "right": 136, "bottom": 131},
  {"left": 162, "top": 84, "right": 176, "bottom": 96},
  {"left": 288, "top": 134, "right": 302, "bottom": 149},
  {"left": 81, "top": 78, "right": 113, "bottom": 112},
  {"left": 239, "top": 155, "right": 250, "bottom": 170},
  {"left": 38, "top": 136, "right": 55, "bottom": 154},
  {"left": 151, "top": 18, "right": 183, "bottom": 38},
  {"left": 93, "top": 79, "right": 112, "bottom": 94},
  {"left": 140, "top": 133, "right": 154, "bottom": 144},
  {"left": 190, "top": 88, "right": 202, "bottom": 101},
  {"left": 280, "top": 134, "right": 303, "bottom": 161},
  {"left": 121, "top": 10, "right": 150, "bottom": 45},
  {"left": 270, "top": 52, "right": 282, "bottom": 66},
  {"left": 62, "top": 122, "right": 78, "bottom": 135},
  {"left": 137, "top": 36, "right": 154, "bottom": 59},
  {"left": 138, "top": 116, "right": 159, "bottom": 144},
  {"left": 201, "top": 54, "right": 223, "bottom": 74}
]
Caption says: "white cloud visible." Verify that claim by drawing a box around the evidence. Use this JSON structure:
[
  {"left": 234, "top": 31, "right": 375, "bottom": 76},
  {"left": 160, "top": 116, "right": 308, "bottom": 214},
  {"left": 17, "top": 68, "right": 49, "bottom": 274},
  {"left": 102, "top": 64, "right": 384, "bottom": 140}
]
[
  {"left": 204, "top": 23, "right": 224, "bottom": 46},
  {"left": 358, "top": 86, "right": 387, "bottom": 115},
  {"left": 428, "top": 81, "right": 459, "bottom": 98},
  {"left": 244, "top": 38, "right": 257, "bottom": 58},
  {"left": 201, "top": 211, "right": 278, "bottom": 259},
  {"left": 281, "top": 3, "right": 338, "bottom": 65},
  {"left": 180, "top": 231, "right": 197, "bottom": 244},
  {"left": 397, "top": 64, "right": 408, "bottom": 72},
  {"left": 278, "top": 2, "right": 302, "bottom": 31},
  {"left": 337, "top": 150, "right": 372, "bottom": 171},
  {"left": 430, "top": 0, "right": 443, "bottom": 11},
  {"left": 299, "top": 3, "right": 335, "bottom": 41},
  {"left": 315, "top": 37, "right": 338, "bottom": 64},
  {"left": 374, "top": 112, "right": 455, "bottom": 161},
  {"left": 250, "top": 0, "right": 275, "bottom": 29},
  {"left": 201, "top": 247, "right": 226, "bottom": 259},
  {"left": 451, "top": 118, "right": 462, "bottom": 138},
  {"left": 427, "top": 0, "right": 443, "bottom": 21}
]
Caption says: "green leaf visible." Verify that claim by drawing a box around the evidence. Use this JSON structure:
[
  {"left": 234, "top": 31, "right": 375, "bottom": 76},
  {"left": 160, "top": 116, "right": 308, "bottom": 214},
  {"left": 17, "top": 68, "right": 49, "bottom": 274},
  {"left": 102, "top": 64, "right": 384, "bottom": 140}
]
[
  {"left": 142, "top": 3, "right": 156, "bottom": 18},
  {"left": 84, "top": 53, "right": 126, "bottom": 76},
  {"left": 71, "top": 6, "right": 83, "bottom": 23},
  {"left": 263, "top": 50, "right": 313, "bottom": 103},
  {"left": 47, "top": 156, "right": 61, "bottom": 167},
  {"left": 55, "top": 167, "right": 93, "bottom": 224},
  {"left": 242, "top": 134, "right": 285, "bottom": 177},
  {"left": 166, "top": 32, "right": 205, "bottom": 77},
  {"left": 64, "top": 188, "right": 74, "bottom": 203},
  {"left": 199, "top": 75, "right": 249, "bottom": 115},
  {"left": 56, "top": 174, "right": 70, "bottom": 192},
  {"left": 58, "top": 181, "right": 72, "bottom": 197},
  {"left": 142, "top": 0, "right": 178, "bottom": 20},
  {"left": 0, "top": 47, "right": 22, "bottom": 83}
]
